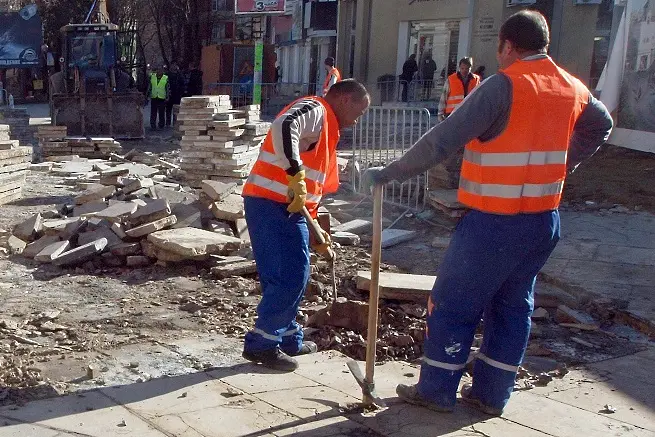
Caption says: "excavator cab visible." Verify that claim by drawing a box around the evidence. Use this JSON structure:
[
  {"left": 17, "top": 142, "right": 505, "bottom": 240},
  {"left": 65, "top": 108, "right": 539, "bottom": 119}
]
[{"left": 49, "top": 23, "right": 145, "bottom": 139}]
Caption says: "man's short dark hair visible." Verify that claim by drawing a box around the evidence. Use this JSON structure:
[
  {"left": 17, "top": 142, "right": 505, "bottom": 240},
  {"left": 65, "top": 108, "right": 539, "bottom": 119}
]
[
  {"left": 500, "top": 10, "right": 550, "bottom": 52},
  {"left": 324, "top": 57, "right": 335, "bottom": 67},
  {"left": 326, "top": 79, "right": 369, "bottom": 101},
  {"left": 459, "top": 57, "right": 473, "bottom": 68}
]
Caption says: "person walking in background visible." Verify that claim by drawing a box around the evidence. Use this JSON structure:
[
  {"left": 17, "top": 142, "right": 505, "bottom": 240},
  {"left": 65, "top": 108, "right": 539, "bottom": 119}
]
[
  {"left": 421, "top": 53, "right": 438, "bottom": 100},
  {"left": 438, "top": 57, "right": 480, "bottom": 121},
  {"left": 146, "top": 65, "right": 169, "bottom": 130},
  {"left": 186, "top": 62, "right": 203, "bottom": 96},
  {"left": 322, "top": 57, "right": 341, "bottom": 97},
  {"left": 400, "top": 54, "right": 418, "bottom": 102},
  {"left": 166, "top": 62, "right": 184, "bottom": 127}
]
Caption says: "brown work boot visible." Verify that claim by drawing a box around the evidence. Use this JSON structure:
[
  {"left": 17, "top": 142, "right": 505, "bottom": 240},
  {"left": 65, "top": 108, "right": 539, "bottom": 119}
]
[
  {"left": 242, "top": 347, "right": 299, "bottom": 372},
  {"left": 459, "top": 384, "right": 504, "bottom": 416},
  {"left": 396, "top": 384, "right": 454, "bottom": 413}
]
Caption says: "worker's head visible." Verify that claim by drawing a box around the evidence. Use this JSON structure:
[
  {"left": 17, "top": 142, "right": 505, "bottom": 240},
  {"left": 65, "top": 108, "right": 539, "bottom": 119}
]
[
  {"left": 324, "top": 57, "right": 335, "bottom": 71},
  {"left": 325, "top": 79, "right": 370, "bottom": 129},
  {"left": 171, "top": 62, "right": 180, "bottom": 73},
  {"left": 497, "top": 10, "right": 550, "bottom": 69},
  {"left": 458, "top": 57, "right": 473, "bottom": 77}
]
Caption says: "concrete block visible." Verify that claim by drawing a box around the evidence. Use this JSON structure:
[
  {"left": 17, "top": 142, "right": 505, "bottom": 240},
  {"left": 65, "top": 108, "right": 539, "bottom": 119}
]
[
  {"left": 154, "top": 186, "right": 198, "bottom": 205},
  {"left": 60, "top": 218, "right": 88, "bottom": 240},
  {"left": 123, "top": 177, "right": 154, "bottom": 195},
  {"left": 202, "top": 180, "right": 237, "bottom": 201},
  {"left": 331, "top": 231, "right": 360, "bottom": 246},
  {"left": 78, "top": 227, "right": 123, "bottom": 248},
  {"left": 94, "top": 201, "right": 138, "bottom": 223},
  {"left": 171, "top": 203, "right": 203, "bottom": 229},
  {"left": 12, "top": 213, "right": 43, "bottom": 242},
  {"left": 125, "top": 215, "right": 177, "bottom": 238},
  {"left": 381, "top": 229, "right": 416, "bottom": 248},
  {"left": 111, "top": 242, "right": 142, "bottom": 256},
  {"left": 126, "top": 256, "right": 151, "bottom": 267},
  {"left": 111, "top": 222, "right": 127, "bottom": 239},
  {"left": 73, "top": 201, "right": 108, "bottom": 217},
  {"left": 210, "top": 194, "right": 244, "bottom": 222},
  {"left": 147, "top": 227, "right": 242, "bottom": 257},
  {"left": 7, "top": 235, "right": 27, "bottom": 254},
  {"left": 211, "top": 260, "right": 257, "bottom": 278},
  {"left": 129, "top": 199, "right": 171, "bottom": 227},
  {"left": 23, "top": 235, "right": 61, "bottom": 258},
  {"left": 35, "top": 240, "right": 71, "bottom": 263},
  {"left": 74, "top": 185, "right": 115, "bottom": 205},
  {"left": 332, "top": 219, "right": 372, "bottom": 234},
  {"left": 357, "top": 271, "right": 436, "bottom": 302},
  {"left": 42, "top": 217, "right": 81, "bottom": 235},
  {"left": 140, "top": 239, "right": 207, "bottom": 262},
  {"left": 53, "top": 238, "right": 108, "bottom": 267}
]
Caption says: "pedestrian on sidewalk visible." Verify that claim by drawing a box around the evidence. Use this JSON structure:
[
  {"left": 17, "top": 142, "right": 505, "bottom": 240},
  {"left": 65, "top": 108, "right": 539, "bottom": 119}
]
[
  {"left": 438, "top": 57, "right": 481, "bottom": 122},
  {"left": 363, "top": 10, "right": 613, "bottom": 416},
  {"left": 400, "top": 54, "right": 418, "bottom": 102},
  {"left": 146, "top": 65, "right": 169, "bottom": 130},
  {"left": 241, "top": 80, "right": 370, "bottom": 372}
]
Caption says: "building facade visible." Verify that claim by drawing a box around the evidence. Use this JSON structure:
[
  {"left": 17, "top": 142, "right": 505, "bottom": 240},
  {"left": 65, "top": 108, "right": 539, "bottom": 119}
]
[{"left": 337, "top": 0, "right": 606, "bottom": 105}]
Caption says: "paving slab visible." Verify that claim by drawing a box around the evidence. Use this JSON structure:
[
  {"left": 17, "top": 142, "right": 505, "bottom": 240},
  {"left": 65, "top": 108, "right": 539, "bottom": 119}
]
[
  {"left": 125, "top": 215, "right": 177, "bottom": 238},
  {"left": 53, "top": 238, "right": 108, "bottom": 267},
  {"left": 129, "top": 199, "right": 171, "bottom": 226},
  {"left": 35, "top": 240, "right": 71, "bottom": 263},
  {"left": 333, "top": 219, "right": 372, "bottom": 234},
  {"left": 94, "top": 201, "right": 138, "bottom": 223},
  {"left": 202, "top": 179, "right": 236, "bottom": 201},
  {"left": 213, "top": 366, "right": 320, "bottom": 394},
  {"left": 22, "top": 235, "right": 61, "bottom": 258},
  {"left": 12, "top": 213, "right": 42, "bottom": 242},
  {"left": 210, "top": 194, "right": 245, "bottom": 222},
  {"left": 256, "top": 385, "right": 359, "bottom": 420},
  {"left": 0, "top": 420, "right": 79, "bottom": 436},
  {"left": 147, "top": 227, "right": 242, "bottom": 257},
  {"left": 78, "top": 227, "right": 123, "bottom": 248},
  {"left": 357, "top": 271, "right": 435, "bottom": 302},
  {"left": 381, "top": 229, "right": 416, "bottom": 248}
]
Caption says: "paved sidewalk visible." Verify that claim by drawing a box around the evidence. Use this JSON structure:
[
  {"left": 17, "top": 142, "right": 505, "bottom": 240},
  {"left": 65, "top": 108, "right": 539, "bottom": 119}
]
[{"left": 0, "top": 348, "right": 653, "bottom": 437}]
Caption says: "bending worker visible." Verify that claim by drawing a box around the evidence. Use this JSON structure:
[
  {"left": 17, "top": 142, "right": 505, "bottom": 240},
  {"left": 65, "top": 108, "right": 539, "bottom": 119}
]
[
  {"left": 364, "top": 10, "right": 612, "bottom": 415},
  {"left": 242, "top": 80, "right": 370, "bottom": 372},
  {"left": 438, "top": 57, "right": 480, "bottom": 122},
  {"left": 322, "top": 57, "right": 342, "bottom": 97}
]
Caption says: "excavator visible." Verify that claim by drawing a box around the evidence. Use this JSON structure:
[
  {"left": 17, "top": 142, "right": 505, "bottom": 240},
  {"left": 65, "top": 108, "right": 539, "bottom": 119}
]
[{"left": 49, "top": 0, "right": 144, "bottom": 138}]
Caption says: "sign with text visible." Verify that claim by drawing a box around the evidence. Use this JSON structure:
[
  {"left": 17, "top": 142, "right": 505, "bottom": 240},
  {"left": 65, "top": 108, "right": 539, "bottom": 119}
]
[
  {"left": 0, "top": 5, "right": 42, "bottom": 68},
  {"left": 235, "top": 0, "right": 285, "bottom": 14}
]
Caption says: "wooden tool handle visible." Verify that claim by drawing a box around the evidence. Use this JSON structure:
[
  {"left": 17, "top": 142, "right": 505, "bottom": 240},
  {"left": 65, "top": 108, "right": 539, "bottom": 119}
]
[
  {"left": 365, "top": 185, "right": 383, "bottom": 393},
  {"left": 301, "top": 206, "right": 335, "bottom": 260}
]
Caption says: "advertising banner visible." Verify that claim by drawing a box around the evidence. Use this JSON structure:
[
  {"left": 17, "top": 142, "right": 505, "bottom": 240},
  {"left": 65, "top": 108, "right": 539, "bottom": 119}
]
[{"left": 0, "top": 5, "right": 43, "bottom": 68}]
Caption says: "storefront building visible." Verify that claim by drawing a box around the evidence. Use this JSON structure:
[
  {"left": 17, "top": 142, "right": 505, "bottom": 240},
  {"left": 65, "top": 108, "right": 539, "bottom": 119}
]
[{"left": 337, "top": 0, "right": 608, "bottom": 105}]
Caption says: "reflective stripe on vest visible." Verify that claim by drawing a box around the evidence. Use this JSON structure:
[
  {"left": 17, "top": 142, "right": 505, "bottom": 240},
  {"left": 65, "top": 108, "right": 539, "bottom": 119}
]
[
  {"left": 151, "top": 74, "right": 168, "bottom": 99},
  {"left": 323, "top": 67, "right": 341, "bottom": 96},
  {"left": 445, "top": 73, "right": 480, "bottom": 114},
  {"left": 242, "top": 96, "right": 340, "bottom": 214},
  {"left": 457, "top": 57, "right": 589, "bottom": 214}
]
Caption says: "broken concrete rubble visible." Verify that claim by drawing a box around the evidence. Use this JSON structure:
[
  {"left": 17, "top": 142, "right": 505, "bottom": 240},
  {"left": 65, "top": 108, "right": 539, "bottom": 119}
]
[
  {"left": 7, "top": 235, "right": 27, "bottom": 254},
  {"left": 202, "top": 180, "right": 236, "bottom": 202},
  {"left": 125, "top": 215, "right": 177, "bottom": 238},
  {"left": 13, "top": 213, "right": 43, "bottom": 242},
  {"left": 129, "top": 199, "right": 171, "bottom": 227},
  {"left": 147, "top": 227, "right": 242, "bottom": 257},
  {"left": 53, "top": 238, "right": 108, "bottom": 267},
  {"left": 22, "top": 235, "right": 61, "bottom": 259},
  {"left": 35, "top": 240, "right": 71, "bottom": 263},
  {"left": 210, "top": 194, "right": 245, "bottom": 221}
]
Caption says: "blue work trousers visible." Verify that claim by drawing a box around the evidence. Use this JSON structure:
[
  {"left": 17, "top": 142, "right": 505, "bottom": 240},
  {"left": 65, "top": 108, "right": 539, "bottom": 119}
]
[
  {"left": 418, "top": 209, "right": 560, "bottom": 410},
  {"left": 243, "top": 196, "right": 310, "bottom": 354}
]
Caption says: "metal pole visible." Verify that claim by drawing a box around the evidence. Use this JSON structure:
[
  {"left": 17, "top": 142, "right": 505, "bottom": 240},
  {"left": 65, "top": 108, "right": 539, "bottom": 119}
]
[{"left": 253, "top": 16, "right": 264, "bottom": 106}]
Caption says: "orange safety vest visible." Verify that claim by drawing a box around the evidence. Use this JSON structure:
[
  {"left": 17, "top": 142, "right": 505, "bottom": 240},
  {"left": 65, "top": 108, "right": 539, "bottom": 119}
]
[
  {"left": 445, "top": 72, "right": 480, "bottom": 115},
  {"left": 457, "top": 57, "right": 589, "bottom": 215},
  {"left": 323, "top": 67, "right": 341, "bottom": 96},
  {"left": 242, "top": 96, "right": 341, "bottom": 216}
]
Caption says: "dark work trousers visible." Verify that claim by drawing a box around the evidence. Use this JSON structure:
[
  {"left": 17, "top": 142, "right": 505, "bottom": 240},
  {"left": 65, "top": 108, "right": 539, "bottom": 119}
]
[
  {"left": 165, "top": 101, "right": 177, "bottom": 127},
  {"left": 150, "top": 98, "right": 166, "bottom": 129}
]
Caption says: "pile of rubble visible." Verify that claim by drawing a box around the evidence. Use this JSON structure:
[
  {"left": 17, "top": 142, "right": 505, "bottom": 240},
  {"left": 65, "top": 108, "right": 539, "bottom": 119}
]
[
  {"left": 37, "top": 126, "right": 123, "bottom": 159},
  {"left": 4, "top": 155, "right": 257, "bottom": 276},
  {"left": 0, "top": 126, "right": 32, "bottom": 205},
  {"left": 177, "top": 96, "right": 270, "bottom": 187}
]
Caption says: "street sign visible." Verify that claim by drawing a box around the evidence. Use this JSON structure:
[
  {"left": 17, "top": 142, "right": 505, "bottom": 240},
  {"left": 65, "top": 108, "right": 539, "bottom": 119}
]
[{"left": 235, "top": 0, "right": 285, "bottom": 14}]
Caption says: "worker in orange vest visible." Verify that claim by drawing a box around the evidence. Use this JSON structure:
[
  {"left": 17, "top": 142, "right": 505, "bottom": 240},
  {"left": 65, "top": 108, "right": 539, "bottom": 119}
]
[
  {"left": 363, "top": 10, "right": 612, "bottom": 415},
  {"left": 242, "top": 80, "right": 370, "bottom": 371},
  {"left": 438, "top": 57, "right": 481, "bottom": 122},
  {"left": 322, "top": 57, "right": 341, "bottom": 97}
]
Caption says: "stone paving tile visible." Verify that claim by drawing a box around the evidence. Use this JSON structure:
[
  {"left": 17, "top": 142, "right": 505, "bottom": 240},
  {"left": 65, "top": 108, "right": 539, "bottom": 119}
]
[
  {"left": 559, "top": 212, "right": 655, "bottom": 250},
  {"left": 550, "top": 241, "right": 599, "bottom": 261},
  {"left": 149, "top": 397, "right": 297, "bottom": 437},
  {"left": 502, "top": 391, "right": 654, "bottom": 437},
  {"left": 587, "top": 355, "right": 655, "bottom": 385},
  {"left": 470, "top": 417, "right": 554, "bottom": 436},
  {"left": 594, "top": 245, "right": 655, "bottom": 266},
  {"left": 0, "top": 390, "right": 166, "bottom": 436},
  {"left": 212, "top": 365, "right": 320, "bottom": 394},
  {"left": 561, "top": 260, "right": 654, "bottom": 287},
  {"left": 0, "top": 419, "right": 79, "bottom": 437},
  {"left": 101, "top": 372, "right": 242, "bottom": 418},
  {"left": 271, "top": 416, "right": 379, "bottom": 436},
  {"left": 255, "top": 385, "right": 360, "bottom": 420}
]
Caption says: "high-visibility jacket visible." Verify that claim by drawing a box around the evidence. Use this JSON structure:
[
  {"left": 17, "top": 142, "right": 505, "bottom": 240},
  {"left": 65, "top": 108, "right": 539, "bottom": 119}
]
[
  {"left": 445, "top": 72, "right": 480, "bottom": 115},
  {"left": 322, "top": 67, "right": 341, "bottom": 96},
  {"left": 457, "top": 57, "right": 589, "bottom": 215},
  {"left": 242, "top": 96, "right": 340, "bottom": 216},
  {"left": 150, "top": 74, "right": 168, "bottom": 99}
]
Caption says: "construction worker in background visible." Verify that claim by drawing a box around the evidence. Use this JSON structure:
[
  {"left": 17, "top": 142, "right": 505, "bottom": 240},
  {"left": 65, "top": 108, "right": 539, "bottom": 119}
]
[
  {"left": 322, "top": 57, "right": 341, "bottom": 97},
  {"left": 242, "top": 80, "right": 370, "bottom": 372},
  {"left": 146, "top": 65, "right": 169, "bottom": 130},
  {"left": 363, "top": 10, "right": 612, "bottom": 415},
  {"left": 438, "top": 57, "right": 480, "bottom": 122}
]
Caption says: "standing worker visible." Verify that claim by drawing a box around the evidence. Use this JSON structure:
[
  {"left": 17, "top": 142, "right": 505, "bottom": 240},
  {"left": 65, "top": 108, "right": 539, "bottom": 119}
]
[
  {"left": 322, "top": 57, "right": 341, "bottom": 97},
  {"left": 242, "top": 80, "right": 370, "bottom": 372},
  {"left": 166, "top": 62, "right": 185, "bottom": 128},
  {"left": 364, "top": 10, "right": 612, "bottom": 415},
  {"left": 147, "top": 65, "right": 169, "bottom": 130},
  {"left": 400, "top": 54, "right": 418, "bottom": 102},
  {"left": 438, "top": 57, "right": 480, "bottom": 122},
  {"left": 420, "top": 52, "right": 438, "bottom": 100}
]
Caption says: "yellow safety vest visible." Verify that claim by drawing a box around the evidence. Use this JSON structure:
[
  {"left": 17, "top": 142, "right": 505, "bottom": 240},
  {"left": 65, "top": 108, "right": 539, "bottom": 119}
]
[{"left": 150, "top": 74, "right": 168, "bottom": 99}]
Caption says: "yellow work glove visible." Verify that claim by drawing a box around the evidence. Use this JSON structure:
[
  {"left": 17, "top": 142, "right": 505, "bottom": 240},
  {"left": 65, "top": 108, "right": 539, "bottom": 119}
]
[
  {"left": 286, "top": 170, "right": 307, "bottom": 213},
  {"left": 312, "top": 223, "right": 333, "bottom": 259}
]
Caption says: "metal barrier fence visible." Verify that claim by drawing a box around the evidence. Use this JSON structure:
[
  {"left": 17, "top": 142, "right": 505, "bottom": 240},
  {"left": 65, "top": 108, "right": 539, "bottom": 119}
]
[
  {"left": 206, "top": 80, "right": 443, "bottom": 116},
  {"left": 351, "top": 106, "right": 433, "bottom": 214}
]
